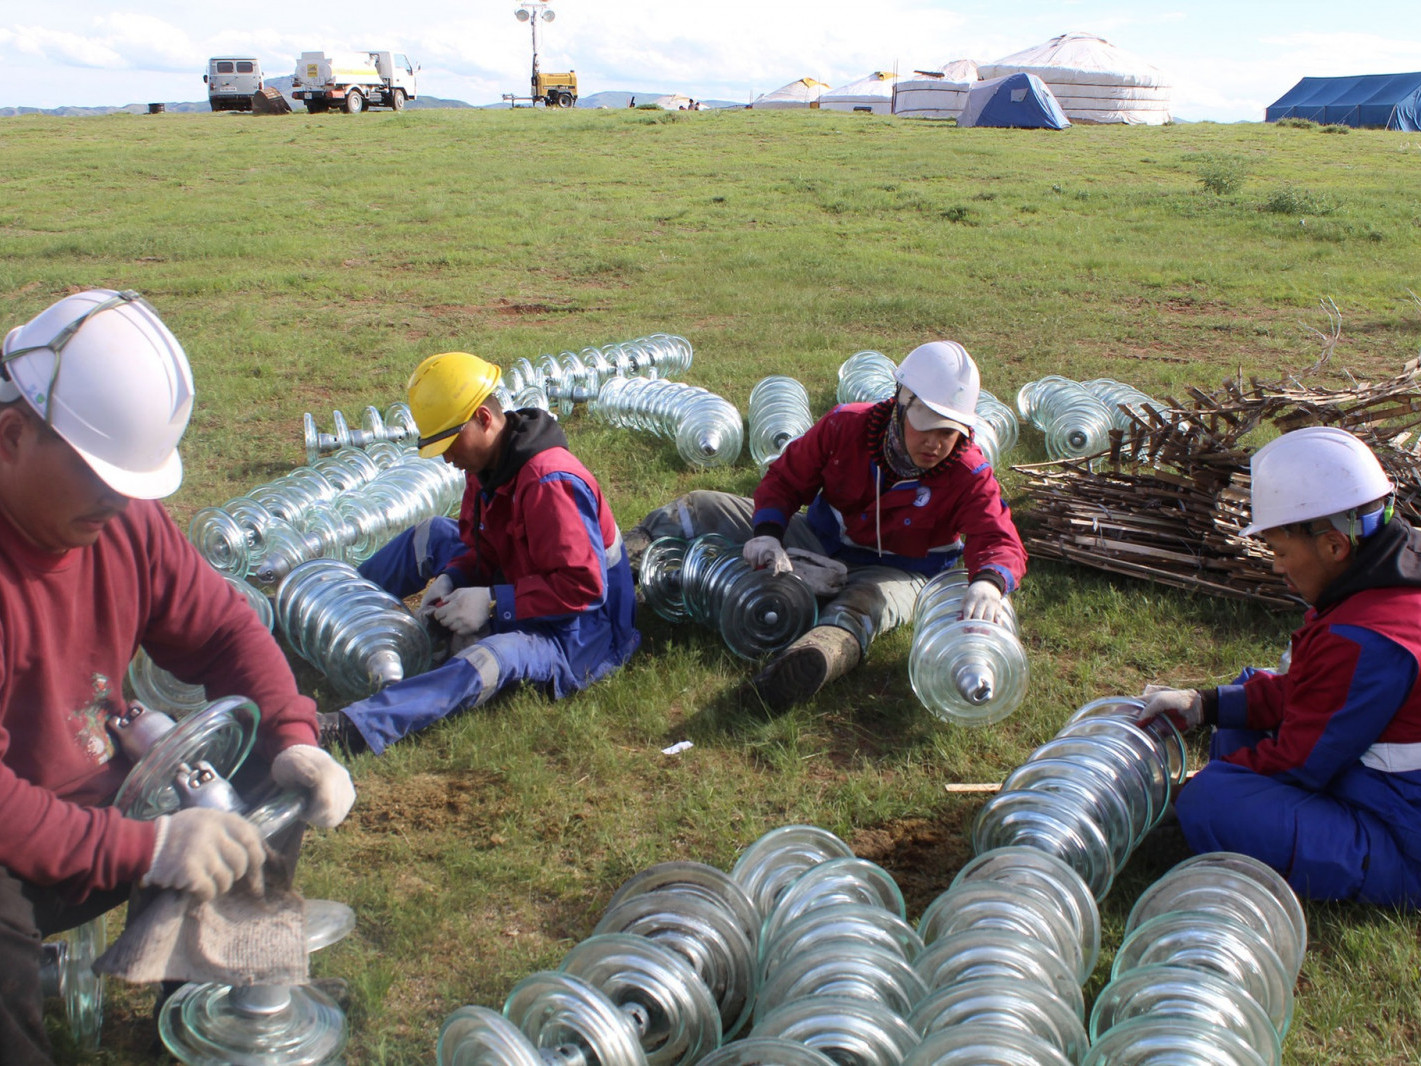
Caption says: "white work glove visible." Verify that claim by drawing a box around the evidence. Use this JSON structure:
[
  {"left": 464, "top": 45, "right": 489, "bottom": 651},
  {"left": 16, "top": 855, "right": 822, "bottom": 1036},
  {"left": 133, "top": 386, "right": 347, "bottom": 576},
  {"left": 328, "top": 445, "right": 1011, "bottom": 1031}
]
[
  {"left": 962, "top": 579, "right": 1006, "bottom": 623},
  {"left": 271, "top": 744, "right": 356, "bottom": 829},
  {"left": 143, "top": 808, "right": 267, "bottom": 902},
  {"left": 418, "top": 573, "right": 456, "bottom": 622},
  {"left": 786, "top": 548, "right": 849, "bottom": 596},
  {"left": 743, "top": 536, "right": 792, "bottom": 575},
  {"left": 433, "top": 586, "right": 495, "bottom": 636},
  {"left": 1138, "top": 685, "right": 1205, "bottom": 732}
]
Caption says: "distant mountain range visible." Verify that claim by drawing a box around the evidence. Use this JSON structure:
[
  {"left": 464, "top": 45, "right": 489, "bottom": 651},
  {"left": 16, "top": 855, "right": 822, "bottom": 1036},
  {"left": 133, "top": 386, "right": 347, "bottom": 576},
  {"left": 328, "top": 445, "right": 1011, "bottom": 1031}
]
[{"left": 1, "top": 78, "right": 744, "bottom": 117}]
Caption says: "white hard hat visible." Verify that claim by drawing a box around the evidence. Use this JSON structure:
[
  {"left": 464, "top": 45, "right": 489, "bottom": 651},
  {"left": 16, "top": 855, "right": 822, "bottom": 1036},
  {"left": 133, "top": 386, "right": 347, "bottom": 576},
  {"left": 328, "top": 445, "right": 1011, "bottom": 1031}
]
[
  {"left": 894, "top": 341, "right": 981, "bottom": 433},
  {"left": 1, "top": 290, "right": 194, "bottom": 499},
  {"left": 1241, "top": 426, "right": 1394, "bottom": 537}
]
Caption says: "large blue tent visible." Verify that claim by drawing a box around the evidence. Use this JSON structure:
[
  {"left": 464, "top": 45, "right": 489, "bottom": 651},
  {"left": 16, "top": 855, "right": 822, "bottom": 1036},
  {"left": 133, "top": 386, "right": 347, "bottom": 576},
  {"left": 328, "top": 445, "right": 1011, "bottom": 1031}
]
[
  {"left": 1266, "top": 72, "right": 1421, "bottom": 130},
  {"left": 957, "top": 72, "right": 1070, "bottom": 130}
]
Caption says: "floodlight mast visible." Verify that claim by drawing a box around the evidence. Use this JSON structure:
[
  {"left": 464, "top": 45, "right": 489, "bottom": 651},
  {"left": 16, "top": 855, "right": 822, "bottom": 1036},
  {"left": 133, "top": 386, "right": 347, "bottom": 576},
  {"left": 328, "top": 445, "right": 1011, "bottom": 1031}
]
[{"left": 515, "top": 1, "right": 554, "bottom": 86}]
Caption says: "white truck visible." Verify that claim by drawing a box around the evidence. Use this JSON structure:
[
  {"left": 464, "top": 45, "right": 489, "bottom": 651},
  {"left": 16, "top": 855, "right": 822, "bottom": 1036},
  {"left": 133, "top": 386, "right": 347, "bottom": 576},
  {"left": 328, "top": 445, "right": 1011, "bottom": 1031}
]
[
  {"left": 204, "top": 57, "right": 263, "bottom": 112},
  {"left": 291, "top": 51, "right": 418, "bottom": 114}
]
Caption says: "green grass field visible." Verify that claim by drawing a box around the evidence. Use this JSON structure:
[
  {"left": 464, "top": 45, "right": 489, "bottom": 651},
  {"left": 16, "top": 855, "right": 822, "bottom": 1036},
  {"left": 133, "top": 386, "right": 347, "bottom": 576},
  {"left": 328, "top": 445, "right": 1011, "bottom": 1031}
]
[{"left": 3, "top": 108, "right": 1420, "bottom": 1064}]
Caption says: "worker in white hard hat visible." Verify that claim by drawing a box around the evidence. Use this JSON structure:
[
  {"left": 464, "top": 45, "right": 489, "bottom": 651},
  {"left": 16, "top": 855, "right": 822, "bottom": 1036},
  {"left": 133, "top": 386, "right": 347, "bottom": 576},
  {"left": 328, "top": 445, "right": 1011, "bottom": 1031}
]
[
  {"left": 0, "top": 290, "right": 355, "bottom": 1058},
  {"left": 1142, "top": 426, "right": 1421, "bottom": 906},
  {"left": 624, "top": 340, "right": 1027, "bottom": 711}
]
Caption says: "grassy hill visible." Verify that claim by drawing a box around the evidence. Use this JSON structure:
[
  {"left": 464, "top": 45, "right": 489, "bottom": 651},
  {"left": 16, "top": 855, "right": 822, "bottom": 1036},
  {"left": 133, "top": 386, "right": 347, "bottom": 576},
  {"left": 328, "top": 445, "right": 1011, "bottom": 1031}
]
[{"left": 2, "top": 108, "right": 1419, "bottom": 1064}]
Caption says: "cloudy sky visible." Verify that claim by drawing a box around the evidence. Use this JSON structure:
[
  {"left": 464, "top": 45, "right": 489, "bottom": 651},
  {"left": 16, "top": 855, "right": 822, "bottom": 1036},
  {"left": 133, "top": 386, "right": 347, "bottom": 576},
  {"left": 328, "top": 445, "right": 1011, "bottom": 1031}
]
[{"left": 3, "top": 1, "right": 1418, "bottom": 119}]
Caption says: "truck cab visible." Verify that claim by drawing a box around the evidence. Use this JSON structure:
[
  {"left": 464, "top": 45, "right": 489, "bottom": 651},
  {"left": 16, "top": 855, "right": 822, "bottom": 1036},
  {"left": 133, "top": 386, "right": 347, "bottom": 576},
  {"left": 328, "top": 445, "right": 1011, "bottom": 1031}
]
[{"left": 204, "top": 57, "right": 263, "bottom": 112}]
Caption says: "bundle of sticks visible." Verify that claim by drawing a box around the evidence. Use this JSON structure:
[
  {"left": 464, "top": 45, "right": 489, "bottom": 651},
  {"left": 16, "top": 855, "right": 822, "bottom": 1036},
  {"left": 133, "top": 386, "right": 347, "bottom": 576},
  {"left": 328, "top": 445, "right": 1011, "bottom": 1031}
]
[{"left": 1014, "top": 357, "right": 1421, "bottom": 610}]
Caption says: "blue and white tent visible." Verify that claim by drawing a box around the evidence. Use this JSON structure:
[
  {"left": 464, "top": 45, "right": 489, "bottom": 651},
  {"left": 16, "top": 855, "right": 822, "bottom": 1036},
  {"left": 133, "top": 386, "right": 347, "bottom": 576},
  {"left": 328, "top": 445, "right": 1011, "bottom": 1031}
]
[
  {"left": 957, "top": 72, "right": 1070, "bottom": 129},
  {"left": 1266, "top": 72, "right": 1421, "bottom": 130}
]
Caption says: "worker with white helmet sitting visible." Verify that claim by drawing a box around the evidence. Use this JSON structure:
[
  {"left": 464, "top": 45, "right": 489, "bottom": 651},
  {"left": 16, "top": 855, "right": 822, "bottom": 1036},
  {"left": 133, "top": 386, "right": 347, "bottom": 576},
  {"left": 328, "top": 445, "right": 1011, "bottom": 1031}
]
[
  {"left": 0, "top": 290, "right": 354, "bottom": 1059},
  {"left": 1142, "top": 426, "right": 1421, "bottom": 906},
  {"left": 623, "top": 341, "right": 1027, "bottom": 711}
]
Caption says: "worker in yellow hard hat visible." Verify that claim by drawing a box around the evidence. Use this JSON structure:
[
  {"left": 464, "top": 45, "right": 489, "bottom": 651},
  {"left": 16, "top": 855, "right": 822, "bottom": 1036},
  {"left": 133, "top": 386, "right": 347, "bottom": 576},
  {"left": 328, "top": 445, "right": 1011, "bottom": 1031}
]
[{"left": 323, "top": 351, "right": 640, "bottom": 754}]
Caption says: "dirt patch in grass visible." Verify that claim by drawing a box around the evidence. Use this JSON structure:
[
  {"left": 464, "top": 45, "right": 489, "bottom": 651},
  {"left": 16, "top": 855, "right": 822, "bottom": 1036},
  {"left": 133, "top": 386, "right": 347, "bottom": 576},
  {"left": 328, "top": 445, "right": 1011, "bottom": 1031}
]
[
  {"left": 850, "top": 805, "right": 977, "bottom": 919},
  {"left": 348, "top": 769, "right": 512, "bottom": 838}
]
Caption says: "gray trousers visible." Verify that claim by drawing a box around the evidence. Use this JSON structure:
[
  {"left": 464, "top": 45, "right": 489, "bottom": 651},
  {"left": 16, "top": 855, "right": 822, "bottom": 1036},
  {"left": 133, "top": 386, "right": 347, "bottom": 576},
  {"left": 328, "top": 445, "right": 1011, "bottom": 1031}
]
[{"left": 634, "top": 490, "right": 926, "bottom": 654}]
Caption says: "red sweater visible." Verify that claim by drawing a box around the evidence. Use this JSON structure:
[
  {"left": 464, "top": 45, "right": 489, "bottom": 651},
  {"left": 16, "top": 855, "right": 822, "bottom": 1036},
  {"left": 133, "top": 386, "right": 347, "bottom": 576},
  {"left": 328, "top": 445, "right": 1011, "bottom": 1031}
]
[{"left": 0, "top": 501, "right": 317, "bottom": 896}]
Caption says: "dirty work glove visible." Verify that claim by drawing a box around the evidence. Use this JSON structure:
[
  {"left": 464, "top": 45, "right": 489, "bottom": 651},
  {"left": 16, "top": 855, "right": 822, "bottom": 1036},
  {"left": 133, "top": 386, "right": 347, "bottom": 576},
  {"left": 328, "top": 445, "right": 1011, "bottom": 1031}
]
[
  {"left": 743, "top": 536, "right": 792, "bottom": 575},
  {"left": 143, "top": 808, "right": 267, "bottom": 902},
  {"left": 418, "top": 573, "right": 456, "bottom": 622},
  {"left": 962, "top": 579, "right": 1006, "bottom": 623},
  {"left": 433, "top": 586, "right": 495, "bottom": 637},
  {"left": 786, "top": 548, "right": 848, "bottom": 596},
  {"left": 1138, "top": 685, "right": 1205, "bottom": 732},
  {"left": 271, "top": 744, "right": 356, "bottom": 829}
]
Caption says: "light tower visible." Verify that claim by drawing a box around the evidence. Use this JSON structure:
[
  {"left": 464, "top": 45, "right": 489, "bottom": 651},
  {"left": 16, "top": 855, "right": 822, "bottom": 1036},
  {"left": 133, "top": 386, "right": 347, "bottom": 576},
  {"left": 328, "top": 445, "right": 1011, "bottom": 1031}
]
[{"left": 515, "top": 1, "right": 556, "bottom": 97}]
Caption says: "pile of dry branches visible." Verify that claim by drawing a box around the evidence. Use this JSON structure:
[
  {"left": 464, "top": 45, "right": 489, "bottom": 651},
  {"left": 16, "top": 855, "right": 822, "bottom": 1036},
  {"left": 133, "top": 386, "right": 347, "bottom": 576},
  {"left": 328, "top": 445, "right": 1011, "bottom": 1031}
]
[{"left": 1014, "top": 343, "right": 1421, "bottom": 610}]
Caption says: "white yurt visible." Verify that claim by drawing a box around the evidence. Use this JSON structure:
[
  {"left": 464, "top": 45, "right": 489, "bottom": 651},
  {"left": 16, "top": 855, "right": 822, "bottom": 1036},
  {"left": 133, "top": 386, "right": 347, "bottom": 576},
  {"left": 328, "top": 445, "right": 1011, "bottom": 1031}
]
[
  {"left": 979, "top": 32, "right": 1171, "bottom": 124},
  {"left": 818, "top": 71, "right": 898, "bottom": 114},
  {"left": 752, "top": 77, "right": 832, "bottom": 109},
  {"left": 892, "top": 59, "right": 980, "bottom": 119}
]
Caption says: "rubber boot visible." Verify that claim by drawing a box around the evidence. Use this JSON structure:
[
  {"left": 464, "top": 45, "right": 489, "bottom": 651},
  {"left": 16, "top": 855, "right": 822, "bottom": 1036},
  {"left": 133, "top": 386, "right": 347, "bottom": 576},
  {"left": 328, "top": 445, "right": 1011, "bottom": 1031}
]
[
  {"left": 622, "top": 526, "right": 654, "bottom": 575},
  {"left": 751, "top": 625, "right": 863, "bottom": 713}
]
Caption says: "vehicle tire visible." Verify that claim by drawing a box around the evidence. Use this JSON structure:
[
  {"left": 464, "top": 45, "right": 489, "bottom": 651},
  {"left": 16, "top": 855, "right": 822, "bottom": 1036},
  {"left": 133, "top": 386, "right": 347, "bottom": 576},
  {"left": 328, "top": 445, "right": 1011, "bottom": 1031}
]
[
  {"left": 345, "top": 90, "right": 366, "bottom": 114},
  {"left": 391, "top": 89, "right": 405, "bottom": 111},
  {"left": 555, "top": 91, "right": 574, "bottom": 108}
]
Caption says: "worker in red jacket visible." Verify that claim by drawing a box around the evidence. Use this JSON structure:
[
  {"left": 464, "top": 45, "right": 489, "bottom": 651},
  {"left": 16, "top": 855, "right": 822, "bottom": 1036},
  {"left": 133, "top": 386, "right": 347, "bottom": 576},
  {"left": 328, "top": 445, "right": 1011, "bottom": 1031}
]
[
  {"left": 1142, "top": 427, "right": 1421, "bottom": 905},
  {"left": 625, "top": 341, "right": 1027, "bottom": 710},
  {"left": 0, "top": 290, "right": 354, "bottom": 1061},
  {"left": 326, "top": 351, "right": 639, "bottom": 754}
]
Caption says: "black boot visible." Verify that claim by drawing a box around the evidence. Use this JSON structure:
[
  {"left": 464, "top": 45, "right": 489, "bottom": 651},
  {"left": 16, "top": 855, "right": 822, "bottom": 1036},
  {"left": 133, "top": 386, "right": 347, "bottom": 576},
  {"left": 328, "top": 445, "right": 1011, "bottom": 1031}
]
[
  {"left": 317, "top": 711, "right": 367, "bottom": 755},
  {"left": 751, "top": 626, "right": 863, "bottom": 712}
]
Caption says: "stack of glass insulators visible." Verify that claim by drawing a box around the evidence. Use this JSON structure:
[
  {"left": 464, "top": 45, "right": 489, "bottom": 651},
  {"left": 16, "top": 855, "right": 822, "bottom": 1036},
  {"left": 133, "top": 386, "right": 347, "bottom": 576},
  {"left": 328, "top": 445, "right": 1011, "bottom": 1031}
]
[
  {"left": 303, "top": 402, "right": 419, "bottom": 464},
  {"left": 1015, "top": 376, "right": 1116, "bottom": 461},
  {"left": 591, "top": 378, "right": 744, "bottom": 469},
  {"left": 106, "top": 697, "right": 354, "bottom": 1065},
  {"left": 439, "top": 858, "right": 760, "bottom": 1066},
  {"left": 637, "top": 534, "right": 817, "bottom": 660},
  {"left": 747, "top": 376, "right": 813, "bottom": 474},
  {"left": 973, "top": 696, "right": 1188, "bottom": 900},
  {"left": 836, "top": 351, "right": 898, "bottom": 405},
  {"left": 41, "top": 916, "right": 105, "bottom": 1052},
  {"left": 1086, "top": 852, "right": 1305, "bottom": 1066},
  {"left": 908, "top": 846, "right": 1098, "bottom": 1066},
  {"left": 907, "top": 571, "right": 1028, "bottom": 727},
  {"left": 189, "top": 444, "right": 462, "bottom": 587},
  {"left": 128, "top": 572, "right": 276, "bottom": 718},
  {"left": 1079, "top": 379, "right": 1168, "bottom": 441},
  {"left": 501, "top": 333, "right": 694, "bottom": 419},
  {"left": 276, "top": 559, "right": 432, "bottom": 700},
  {"left": 972, "top": 389, "right": 1020, "bottom": 467}
]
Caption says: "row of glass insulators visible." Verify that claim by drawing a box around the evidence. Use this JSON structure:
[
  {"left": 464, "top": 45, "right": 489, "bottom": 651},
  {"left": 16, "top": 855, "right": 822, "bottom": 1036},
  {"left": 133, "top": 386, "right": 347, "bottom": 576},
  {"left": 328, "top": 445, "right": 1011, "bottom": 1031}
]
[
  {"left": 444, "top": 820, "right": 1252, "bottom": 1066},
  {"left": 747, "top": 376, "right": 814, "bottom": 474},
  {"left": 1016, "top": 375, "right": 1167, "bottom": 461},
  {"left": 501, "top": 333, "right": 694, "bottom": 417},
  {"left": 1087, "top": 850, "right": 1306, "bottom": 1066},
  {"left": 834, "top": 351, "right": 1021, "bottom": 467},
  {"left": 591, "top": 377, "right": 745, "bottom": 469},
  {"left": 973, "top": 696, "right": 1189, "bottom": 901},
  {"left": 107, "top": 698, "right": 356, "bottom": 1065},
  {"left": 271, "top": 559, "right": 431, "bottom": 701},
  {"left": 189, "top": 444, "right": 462, "bottom": 586},
  {"left": 907, "top": 571, "right": 1028, "bottom": 728},
  {"left": 303, "top": 402, "right": 419, "bottom": 464},
  {"left": 638, "top": 534, "right": 818, "bottom": 660}
]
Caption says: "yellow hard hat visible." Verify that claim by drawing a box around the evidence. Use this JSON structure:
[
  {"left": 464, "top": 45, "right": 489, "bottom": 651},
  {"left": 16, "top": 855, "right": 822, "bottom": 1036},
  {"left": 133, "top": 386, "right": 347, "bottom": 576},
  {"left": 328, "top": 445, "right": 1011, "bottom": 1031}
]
[{"left": 407, "top": 352, "right": 502, "bottom": 458}]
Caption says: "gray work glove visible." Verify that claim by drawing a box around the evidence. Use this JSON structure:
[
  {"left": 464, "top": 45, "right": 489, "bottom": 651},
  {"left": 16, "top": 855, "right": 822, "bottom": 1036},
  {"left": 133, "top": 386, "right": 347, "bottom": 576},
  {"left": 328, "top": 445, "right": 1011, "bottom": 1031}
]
[
  {"left": 433, "top": 586, "right": 494, "bottom": 636},
  {"left": 270, "top": 744, "right": 356, "bottom": 828},
  {"left": 962, "top": 579, "right": 1006, "bottom": 623},
  {"left": 1138, "top": 685, "right": 1205, "bottom": 731},
  {"left": 786, "top": 548, "right": 848, "bottom": 596},
  {"left": 418, "top": 573, "right": 456, "bottom": 622},
  {"left": 143, "top": 808, "right": 266, "bottom": 902},
  {"left": 743, "top": 536, "right": 792, "bottom": 575}
]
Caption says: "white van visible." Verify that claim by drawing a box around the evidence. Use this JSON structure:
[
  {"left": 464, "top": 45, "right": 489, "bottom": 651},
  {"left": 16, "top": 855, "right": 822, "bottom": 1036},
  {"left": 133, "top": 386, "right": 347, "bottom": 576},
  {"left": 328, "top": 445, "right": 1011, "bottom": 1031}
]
[{"left": 205, "top": 57, "right": 263, "bottom": 112}]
